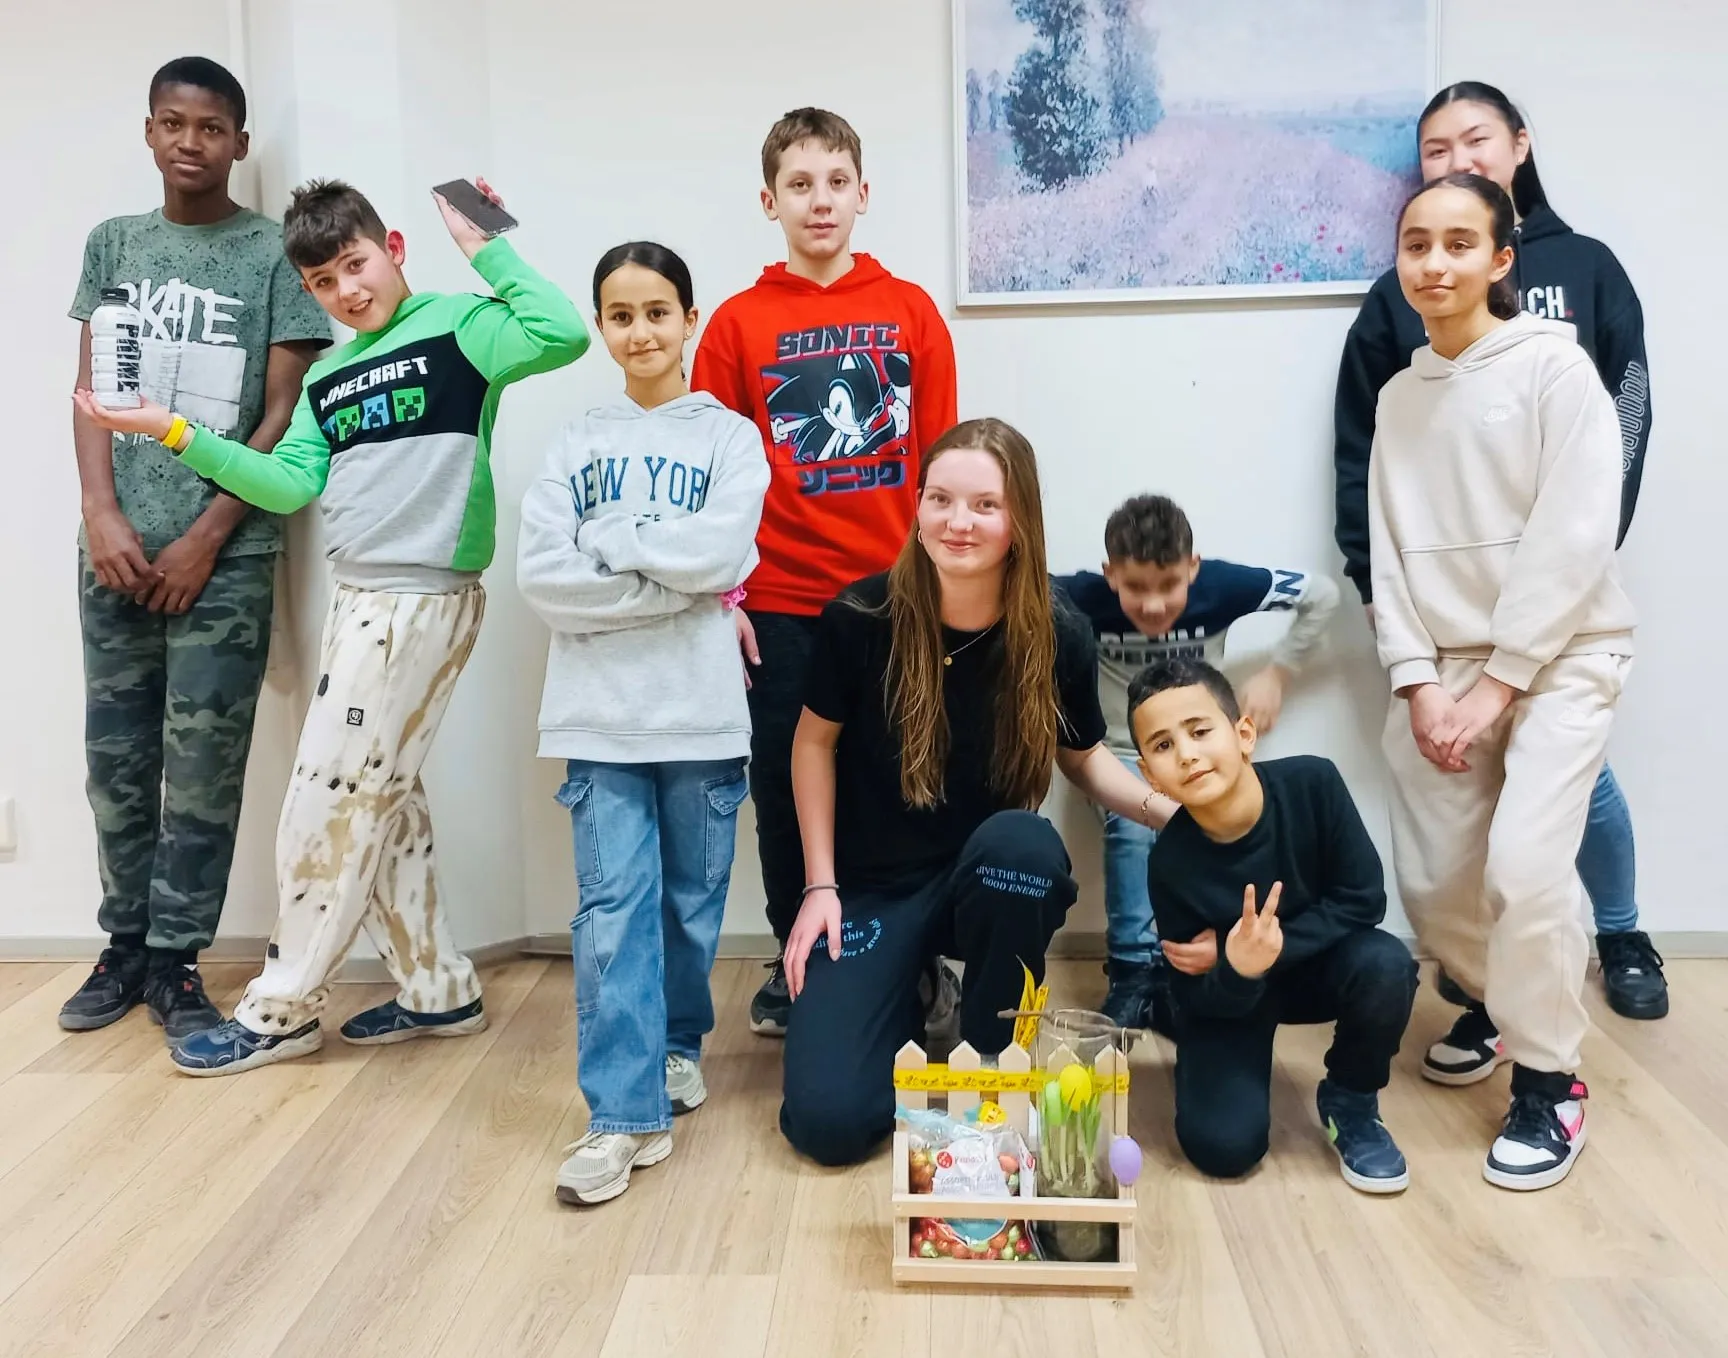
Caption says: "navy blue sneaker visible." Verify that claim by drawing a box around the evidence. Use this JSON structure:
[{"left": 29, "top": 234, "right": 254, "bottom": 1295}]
[
  {"left": 1316, "top": 1079, "right": 1409, "bottom": 1194},
  {"left": 339, "top": 997, "right": 487, "bottom": 1046},
  {"left": 172, "top": 1017, "right": 323, "bottom": 1076}
]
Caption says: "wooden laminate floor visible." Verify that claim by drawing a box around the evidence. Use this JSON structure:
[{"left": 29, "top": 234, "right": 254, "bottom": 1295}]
[{"left": 0, "top": 957, "right": 1724, "bottom": 1357}]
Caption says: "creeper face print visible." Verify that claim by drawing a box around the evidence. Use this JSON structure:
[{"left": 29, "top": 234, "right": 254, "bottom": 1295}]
[
  {"left": 332, "top": 405, "right": 362, "bottom": 442},
  {"left": 361, "top": 393, "right": 391, "bottom": 430},
  {"left": 392, "top": 386, "right": 426, "bottom": 422}
]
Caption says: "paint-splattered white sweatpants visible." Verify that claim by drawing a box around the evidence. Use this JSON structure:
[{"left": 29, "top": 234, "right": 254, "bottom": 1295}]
[{"left": 235, "top": 584, "right": 486, "bottom": 1034}]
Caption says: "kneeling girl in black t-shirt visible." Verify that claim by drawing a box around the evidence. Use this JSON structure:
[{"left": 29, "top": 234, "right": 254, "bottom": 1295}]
[{"left": 779, "top": 417, "right": 1168, "bottom": 1166}]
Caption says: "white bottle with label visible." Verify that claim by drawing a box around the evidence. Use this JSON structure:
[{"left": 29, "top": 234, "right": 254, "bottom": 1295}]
[{"left": 90, "top": 288, "right": 143, "bottom": 409}]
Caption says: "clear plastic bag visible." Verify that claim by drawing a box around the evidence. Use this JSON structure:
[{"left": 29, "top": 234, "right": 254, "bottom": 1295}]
[{"left": 901, "top": 1108, "right": 1041, "bottom": 1262}]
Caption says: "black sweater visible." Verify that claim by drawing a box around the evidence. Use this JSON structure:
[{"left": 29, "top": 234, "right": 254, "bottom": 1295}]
[
  {"left": 1333, "top": 204, "right": 1651, "bottom": 604},
  {"left": 1146, "top": 756, "right": 1387, "bottom": 1020}
]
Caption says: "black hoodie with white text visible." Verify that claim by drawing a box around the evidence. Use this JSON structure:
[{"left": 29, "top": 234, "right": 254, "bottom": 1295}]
[{"left": 1333, "top": 204, "right": 1650, "bottom": 605}]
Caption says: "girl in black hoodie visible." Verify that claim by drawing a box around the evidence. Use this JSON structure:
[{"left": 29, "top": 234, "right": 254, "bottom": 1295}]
[{"left": 1332, "top": 82, "right": 1666, "bottom": 1033}]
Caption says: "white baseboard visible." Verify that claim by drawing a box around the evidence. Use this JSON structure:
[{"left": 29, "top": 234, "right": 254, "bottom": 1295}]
[{"left": 6, "top": 930, "right": 1725, "bottom": 970}]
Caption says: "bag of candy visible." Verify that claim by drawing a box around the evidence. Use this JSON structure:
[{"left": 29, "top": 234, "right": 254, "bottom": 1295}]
[{"left": 901, "top": 1107, "right": 1041, "bottom": 1262}]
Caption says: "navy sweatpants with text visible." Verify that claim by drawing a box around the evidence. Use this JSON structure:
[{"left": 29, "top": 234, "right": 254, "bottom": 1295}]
[{"left": 780, "top": 810, "right": 1077, "bottom": 1166}]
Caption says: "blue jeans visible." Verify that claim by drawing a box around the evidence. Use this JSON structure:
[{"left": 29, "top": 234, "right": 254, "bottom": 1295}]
[
  {"left": 558, "top": 758, "right": 748, "bottom": 1135},
  {"left": 1103, "top": 752, "right": 1160, "bottom": 964},
  {"left": 1579, "top": 763, "right": 1638, "bottom": 934}
]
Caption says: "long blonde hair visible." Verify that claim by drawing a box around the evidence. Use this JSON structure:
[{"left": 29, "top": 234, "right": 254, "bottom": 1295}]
[{"left": 883, "top": 417, "right": 1058, "bottom": 811}]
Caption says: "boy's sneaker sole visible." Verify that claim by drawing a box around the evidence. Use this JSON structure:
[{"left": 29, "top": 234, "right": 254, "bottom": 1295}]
[
  {"left": 1336, "top": 1157, "right": 1410, "bottom": 1195},
  {"left": 1484, "top": 1121, "right": 1587, "bottom": 1192},
  {"left": 339, "top": 1011, "right": 488, "bottom": 1046},
  {"left": 58, "top": 1006, "right": 137, "bottom": 1033},
  {"left": 556, "top": 1133, "right": 673, "bottom": 1206},
  {"left": 1421, "top": 1049, "right": 1506, "bottom": 1087}
]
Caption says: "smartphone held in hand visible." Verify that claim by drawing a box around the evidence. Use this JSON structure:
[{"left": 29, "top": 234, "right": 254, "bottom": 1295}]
[{"left": 432, "top": 179, "right": 519, "bottom": 237}]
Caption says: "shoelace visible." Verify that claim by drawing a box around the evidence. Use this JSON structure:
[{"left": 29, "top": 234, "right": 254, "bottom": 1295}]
[
  {"left": 1502, "top": 1091, "right": 1566, "bottom": 1145},
  {"left": 1599, "top": 932, "right": 1664, "bottom": 976},
  {"left": 666, "top": 1055, "right": 696, "bottom": 1077},
  {"left": 563, "top": 1130, "right": 618, "bottom": 1157}
]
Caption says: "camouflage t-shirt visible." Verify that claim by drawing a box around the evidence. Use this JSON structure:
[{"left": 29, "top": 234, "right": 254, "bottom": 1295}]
[{"left": 70, "top": 207, "right": 331, "bottom": 557}]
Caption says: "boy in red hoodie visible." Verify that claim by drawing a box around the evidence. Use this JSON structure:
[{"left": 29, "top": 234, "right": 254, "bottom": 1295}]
[{"left": 693, "top": 107, "right": 958, "bottom": 1037}]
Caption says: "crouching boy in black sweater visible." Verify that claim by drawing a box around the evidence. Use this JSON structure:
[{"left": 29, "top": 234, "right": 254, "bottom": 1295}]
[{"left": 1130, "top": 657, "right": 1417, "bottom": 1192}]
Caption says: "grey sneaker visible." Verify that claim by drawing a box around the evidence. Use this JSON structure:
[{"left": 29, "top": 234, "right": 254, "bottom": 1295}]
[
  {"left": 921, "top": 958, "right": 962, "bottom": 1056},
  {"left": 555, "top": 1130, "right": 673, "bottom": 1206},
  {"left": 666, "top": 1054, "right": 707, "bottom": 1114}
]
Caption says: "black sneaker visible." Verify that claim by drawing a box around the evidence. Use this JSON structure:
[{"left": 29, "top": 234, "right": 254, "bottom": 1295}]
[
  {"left": 1421, "top": 1003, "right": 1505, "bottom": 1086},
  {"left": 1597, "top": 930, "right": 1668, "bottom": 1020},
  {"left": 749, "top": 954, "right": 791, "bottom": 1037},
  {"left": 1100, "top": 957, "right": 1159, "bottom": 1031},
  {"left": 145, "top": 965, "right": 223, "bottom": 1043},
  {"left": 58, "top": 945, "right": 148, "bottom": 1031},
  {"left": 1433, "top": 965, "right": 1475, "bottom": 1008},
  {"left": 1484, "top": 1068, "right": 1588, "bottom": 1191},
  {"left": 1316, "top": 1079, "right": 1409, "bottom": 1194}
]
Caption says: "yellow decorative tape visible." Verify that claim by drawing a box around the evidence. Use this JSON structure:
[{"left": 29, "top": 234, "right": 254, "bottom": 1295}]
[{"left": 893, "top": 1064, "right": 1130, "bottom": 1095}]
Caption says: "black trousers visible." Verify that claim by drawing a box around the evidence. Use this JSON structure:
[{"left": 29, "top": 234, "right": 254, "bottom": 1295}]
[
  {"left": 1174, "top": 929, "right": 1417, "bottom": 1180},
  {"left": 743, "top": 612, "right": 819, "bottom": 945},
  {"left": 780, "top": 811, "right": 1078, "bottom": 1166}
]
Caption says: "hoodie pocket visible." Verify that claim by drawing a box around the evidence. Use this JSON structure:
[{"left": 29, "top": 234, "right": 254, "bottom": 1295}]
[{"left": 1398, "top": 537, "right": 1519, "bottom": 650}]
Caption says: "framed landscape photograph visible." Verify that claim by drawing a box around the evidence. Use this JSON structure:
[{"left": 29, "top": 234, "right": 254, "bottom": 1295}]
[{"left": 955, "top": 0, "right": 1442, "bottom": 306}]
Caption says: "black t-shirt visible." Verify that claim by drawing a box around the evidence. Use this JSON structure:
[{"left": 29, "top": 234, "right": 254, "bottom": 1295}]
[
  {"left": 803, "top": 572, "right": 1107, "bottom": 891},
  {"left": 1146, "top": 755, "right": 1387, "bottom": 1020}
]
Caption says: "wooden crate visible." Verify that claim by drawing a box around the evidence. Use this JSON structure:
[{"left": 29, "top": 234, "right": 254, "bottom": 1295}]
[{"left": 890, "top": 1039, "right": 1136, "bottom": 1289}]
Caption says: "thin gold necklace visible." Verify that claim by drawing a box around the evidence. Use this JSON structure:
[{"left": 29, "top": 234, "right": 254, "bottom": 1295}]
[{"left": 943, "top": 621, "right": 999, "bottom": 667}]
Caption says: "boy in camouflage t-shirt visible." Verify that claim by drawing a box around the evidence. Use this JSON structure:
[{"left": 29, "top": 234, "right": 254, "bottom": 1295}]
[{"left": 60, "top": 57, "right": 329, "bottom": 1043}]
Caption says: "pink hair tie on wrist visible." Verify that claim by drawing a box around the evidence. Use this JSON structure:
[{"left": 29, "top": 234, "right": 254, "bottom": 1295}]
[{"left": 721, "top": 585, "right": 748, "bottom": 611}]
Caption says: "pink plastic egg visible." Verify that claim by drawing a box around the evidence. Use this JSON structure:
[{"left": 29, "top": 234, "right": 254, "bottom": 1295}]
[{"left": 1109, "top": 1135, "right": 1143, "bottom": 1186}]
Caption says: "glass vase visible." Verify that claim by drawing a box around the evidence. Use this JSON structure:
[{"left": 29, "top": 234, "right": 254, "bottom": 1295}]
[{"left": 1033, "top": 1008, "right": 1119, "bottom": 1263}]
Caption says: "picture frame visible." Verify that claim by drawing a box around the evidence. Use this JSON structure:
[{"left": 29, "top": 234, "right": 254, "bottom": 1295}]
[{"left": 954, "top": 0, "right": 1444, "bottom": 308}]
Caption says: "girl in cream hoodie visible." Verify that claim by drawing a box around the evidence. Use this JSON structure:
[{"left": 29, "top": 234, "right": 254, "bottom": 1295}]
[
  {"left": 518, "top": 243, "right": 768, "bottom": 1207},
  {"left": 1370, "top": 174, "right": 1633, "bottom": 1193}
]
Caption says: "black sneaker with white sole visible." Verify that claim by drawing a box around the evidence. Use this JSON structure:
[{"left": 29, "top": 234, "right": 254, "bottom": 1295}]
[
  {"left": 1421, "top": 1003, "right": 1505, "bottom": 1086},
  {"left": 58, "top": 945, "right": 149, "bottom": 1031},
  {"left": 750, "top": 954, "right": 791, "bottom": 1036},
  {"left": 1484, "top": 1066, "right": 1588, "bottom": 1191},
  {"left": 1597, "top": 930, "right": 1669, "bottom": 1020}
]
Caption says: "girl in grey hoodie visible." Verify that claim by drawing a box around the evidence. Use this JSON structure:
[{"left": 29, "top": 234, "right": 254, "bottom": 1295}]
[{"left": 518, "top": 243, "right": 769, "bottom": 1206}]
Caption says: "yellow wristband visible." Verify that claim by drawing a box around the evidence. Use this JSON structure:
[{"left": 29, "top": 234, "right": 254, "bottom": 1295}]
[{"left": 163, "top": 415, "right": 189, "bottom": 452}]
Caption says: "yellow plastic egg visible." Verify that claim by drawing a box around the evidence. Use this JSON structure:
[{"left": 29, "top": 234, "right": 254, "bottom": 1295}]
[{"left": 1058, "top": 1062, "right": 1094, "bottom": 1112}]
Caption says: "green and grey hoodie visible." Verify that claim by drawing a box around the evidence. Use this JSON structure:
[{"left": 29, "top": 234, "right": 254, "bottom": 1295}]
[{"left": 177, "top": 237, "right": 589, "bottom": 592}]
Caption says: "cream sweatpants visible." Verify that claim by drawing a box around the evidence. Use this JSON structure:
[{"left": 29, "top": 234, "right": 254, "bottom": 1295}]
[
  {"left": 235, "top": 584, "right": 487, "bottom": 1034},
  {"left": 1381, "top": 652, "right": 1628, "bottom": 1075}
]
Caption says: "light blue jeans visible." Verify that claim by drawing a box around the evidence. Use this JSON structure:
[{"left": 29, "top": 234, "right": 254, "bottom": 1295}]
[
  {"left": 1100, "top": 758, "right": 1640, "bottom": 964},
  {"left": 558, "top": 758, "right": 748, "bottom": 1135},
  {"left": 1103, "top": 753, "right": 1160, "bottom": 965},
  {"left": 1577, "top": 763, "right": 1639, "bottom": 934}
]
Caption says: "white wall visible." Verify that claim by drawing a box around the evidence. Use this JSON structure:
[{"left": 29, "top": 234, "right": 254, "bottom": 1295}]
[{"left": 4, "top": 0, "right": 1724, "bottom": 954}]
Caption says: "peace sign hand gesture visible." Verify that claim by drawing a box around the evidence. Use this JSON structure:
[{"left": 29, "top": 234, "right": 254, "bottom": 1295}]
[{"left": 1224, "top": 881, "right": 1284, "bottom": 980}]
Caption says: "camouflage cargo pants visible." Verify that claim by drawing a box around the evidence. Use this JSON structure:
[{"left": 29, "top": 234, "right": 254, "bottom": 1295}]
[{"left": 81, "top": 550, "right": 275, "bottom": 954}]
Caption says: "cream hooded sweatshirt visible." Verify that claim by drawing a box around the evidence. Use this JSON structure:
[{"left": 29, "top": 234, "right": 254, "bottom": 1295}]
[{"left": 1369, "top": 313, "right": 1635, "bottom": 693}]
